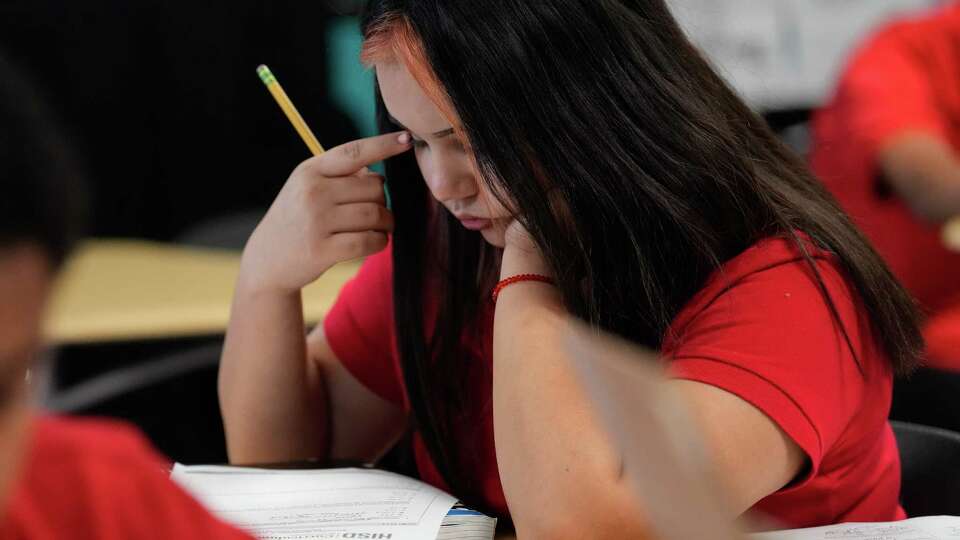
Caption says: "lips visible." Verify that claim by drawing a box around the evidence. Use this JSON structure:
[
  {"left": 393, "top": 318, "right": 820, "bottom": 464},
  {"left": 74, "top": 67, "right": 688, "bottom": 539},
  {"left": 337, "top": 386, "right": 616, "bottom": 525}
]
[{"left": 456, "top": 214, "right": 493, "bottom": 231}]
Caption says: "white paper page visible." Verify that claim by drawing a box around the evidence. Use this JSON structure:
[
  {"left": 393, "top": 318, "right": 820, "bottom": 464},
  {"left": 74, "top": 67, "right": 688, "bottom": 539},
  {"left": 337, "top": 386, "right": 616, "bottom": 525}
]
[
  {"left": 750, "top": 516, "right": 960, "bottom": 540},
  {"left": 172, "top": 464, "right": 456, "bottom": 540}
]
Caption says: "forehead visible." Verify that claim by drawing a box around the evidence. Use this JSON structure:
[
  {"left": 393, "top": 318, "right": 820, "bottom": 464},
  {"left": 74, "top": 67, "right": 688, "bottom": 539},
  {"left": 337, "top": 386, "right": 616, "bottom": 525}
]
[
  {"left": 0, "top": 246, "right": 51, "bottom": 362},
  {"left": 375, "top": 61, "right": 452, "bottom": 134}
]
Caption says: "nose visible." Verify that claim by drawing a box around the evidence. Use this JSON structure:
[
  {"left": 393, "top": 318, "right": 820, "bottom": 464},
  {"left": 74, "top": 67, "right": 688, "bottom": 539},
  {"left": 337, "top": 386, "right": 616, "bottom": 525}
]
[{"left": 423, "top": 150, "right": 478, "bottom": 203}]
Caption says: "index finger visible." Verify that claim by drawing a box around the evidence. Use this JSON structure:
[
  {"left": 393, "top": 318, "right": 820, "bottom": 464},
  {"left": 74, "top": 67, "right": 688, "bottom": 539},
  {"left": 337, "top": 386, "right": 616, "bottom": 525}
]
[{"left": 316, "top": 131, "right": 412, "bottom": 176}]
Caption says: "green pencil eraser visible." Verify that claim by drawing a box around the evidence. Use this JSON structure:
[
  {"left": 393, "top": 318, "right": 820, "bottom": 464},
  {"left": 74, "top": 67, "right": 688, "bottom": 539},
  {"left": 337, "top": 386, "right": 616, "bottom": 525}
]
[{"left": 256, "top": 65, "right": 276, "bottom": 85}]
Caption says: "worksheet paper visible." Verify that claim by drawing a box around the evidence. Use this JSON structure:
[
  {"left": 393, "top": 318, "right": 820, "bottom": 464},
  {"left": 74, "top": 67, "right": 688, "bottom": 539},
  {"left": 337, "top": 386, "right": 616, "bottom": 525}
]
[
  {"left": 171, "top": 464, "right": 457, "bottom": 540},
  {"left": 750, "top": 516, "right": 960, "bottom": 540}
]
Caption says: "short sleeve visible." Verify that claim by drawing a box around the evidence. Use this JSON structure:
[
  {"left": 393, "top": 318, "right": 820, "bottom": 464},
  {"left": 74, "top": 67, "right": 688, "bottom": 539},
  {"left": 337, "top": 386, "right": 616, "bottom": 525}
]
[
  {"left": 666, "top": 257, "right": 871, "bottom": 486},
  {"left": 323, "top": 247, "right": 404, "bottom": 405},
  {"left": 838, "top": 24, "right": 951, "bottom": 156}
]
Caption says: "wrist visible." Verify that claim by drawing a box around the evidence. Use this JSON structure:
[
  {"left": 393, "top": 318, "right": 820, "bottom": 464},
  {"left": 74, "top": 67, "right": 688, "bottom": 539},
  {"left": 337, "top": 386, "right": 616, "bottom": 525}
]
[
  {"left": 500, "top": 244, "right": 553, "bottom": 280},
  {"left": 492, "top": 274, "right": 556, "bottom": 303},
  {"left": 236, "top": 257, "right": 303, "bottom": 298}
]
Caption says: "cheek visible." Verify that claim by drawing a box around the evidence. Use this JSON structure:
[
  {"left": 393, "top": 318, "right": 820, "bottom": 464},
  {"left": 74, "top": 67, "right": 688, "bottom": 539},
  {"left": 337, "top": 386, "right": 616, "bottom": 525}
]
[
  {"left": 413, "top": 147, "right": 431, "bottom": 179},
  {"left": 474, "top": 181, "right": 514, "bottom": 219},
  {"left": 413, "top": 147, "right": 483, "bottom": 198},
  {"left": 475, "top": 188, "right": 507, "bottom": 216},
  {"left": 464, "top": 157, "right": 514, "bottom": 218}
]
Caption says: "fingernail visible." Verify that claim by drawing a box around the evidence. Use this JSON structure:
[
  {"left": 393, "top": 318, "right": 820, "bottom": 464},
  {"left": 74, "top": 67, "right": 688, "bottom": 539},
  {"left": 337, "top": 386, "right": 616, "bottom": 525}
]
[{"left": 397, "top": 132, "right": 411, "bottom": 145}]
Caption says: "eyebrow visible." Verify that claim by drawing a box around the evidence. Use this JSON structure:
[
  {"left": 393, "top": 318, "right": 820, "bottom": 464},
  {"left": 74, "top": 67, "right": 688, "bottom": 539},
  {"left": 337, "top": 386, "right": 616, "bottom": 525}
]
[{"left": 387, "top": 114, "right": 455, "bottom": 139}]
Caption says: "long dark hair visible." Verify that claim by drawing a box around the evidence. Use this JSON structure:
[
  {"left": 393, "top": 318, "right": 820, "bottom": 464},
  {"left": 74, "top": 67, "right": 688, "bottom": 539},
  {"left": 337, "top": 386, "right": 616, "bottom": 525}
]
[{"left": 361, "top": 0, "right": 922, "bottom": 511}]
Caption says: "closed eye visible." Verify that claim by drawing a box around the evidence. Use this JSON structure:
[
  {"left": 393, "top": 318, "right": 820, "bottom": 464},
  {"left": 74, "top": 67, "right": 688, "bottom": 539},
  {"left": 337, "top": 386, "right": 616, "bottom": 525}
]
[
  {"left": 386, "top": 114, "right": 454, "bottom": 145},
  {"left": 411, "top": 137, "right": 429, "bottom": 149}
]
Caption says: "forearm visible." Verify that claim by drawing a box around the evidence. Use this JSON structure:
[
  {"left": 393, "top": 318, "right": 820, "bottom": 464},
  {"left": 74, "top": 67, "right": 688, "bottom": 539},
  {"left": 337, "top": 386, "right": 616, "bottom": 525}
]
[
  {"left": 492, "top": 277, "right": 645, "bottom": 538},
  {"left": 216, "top": 132, "right": 410, "bottom": 463},
  {"left": 880, "top": 133, "right": 960, "bottom": 223},
  {"left": 218, "top": 271, "right": 327, "bottom": 464}
]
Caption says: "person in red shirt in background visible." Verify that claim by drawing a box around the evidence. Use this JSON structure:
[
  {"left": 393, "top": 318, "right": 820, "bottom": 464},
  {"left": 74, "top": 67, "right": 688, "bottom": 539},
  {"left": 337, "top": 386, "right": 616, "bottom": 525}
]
[
  {"left": 811, "top": 2, "right": 960, "bottom": 429},
  {"left": 812, "top": 2, "right": 960, "bottom": 359},
  {"left": 0, "top": 52, "right": 252, "bottom": 540}
]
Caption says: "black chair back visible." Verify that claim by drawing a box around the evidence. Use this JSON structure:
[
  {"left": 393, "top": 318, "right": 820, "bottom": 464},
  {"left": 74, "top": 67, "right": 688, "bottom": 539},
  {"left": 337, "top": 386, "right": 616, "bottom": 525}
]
[{"left": 892, "top": 420, "right": 960, "bottom": 516}]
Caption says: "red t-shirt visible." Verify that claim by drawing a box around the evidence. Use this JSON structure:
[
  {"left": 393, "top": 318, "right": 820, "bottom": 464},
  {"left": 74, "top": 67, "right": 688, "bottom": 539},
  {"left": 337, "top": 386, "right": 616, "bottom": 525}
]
[
  {"left": 811, "top": 3, "right": 960, "bottom": 316},
  {"left": 324, "top": 236, "right": 903, "bottom": 529},
  {"left": 0, "top": 416, "right": 253, "bottom": 540}
]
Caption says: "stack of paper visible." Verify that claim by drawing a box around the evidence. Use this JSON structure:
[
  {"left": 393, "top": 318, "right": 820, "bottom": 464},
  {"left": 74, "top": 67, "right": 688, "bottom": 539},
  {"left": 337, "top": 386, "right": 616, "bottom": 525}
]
[
  {"left": 171, "top": 464, "right": 495, "bottom": 540},
  {"left": 751, "top": 516, "right": 960, "bottom": 540},
  {"left": 436, "top": 504, "right": 498, "bottom": 540}
]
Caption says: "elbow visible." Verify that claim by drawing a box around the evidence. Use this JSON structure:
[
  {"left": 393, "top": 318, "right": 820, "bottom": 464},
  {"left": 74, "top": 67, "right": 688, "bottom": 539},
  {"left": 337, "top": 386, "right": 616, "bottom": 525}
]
[
  {"left": 513, "top": 520, "right": 586, "bottom": 540},
  {"left": 515, "top": 525, "right": 602, "bottom": 540},
  {"left": 516, "top": 521, "right": 648, "bottom": 540},
  {"left": 512, "top": 500, "right": 650, "bottom": 540}
]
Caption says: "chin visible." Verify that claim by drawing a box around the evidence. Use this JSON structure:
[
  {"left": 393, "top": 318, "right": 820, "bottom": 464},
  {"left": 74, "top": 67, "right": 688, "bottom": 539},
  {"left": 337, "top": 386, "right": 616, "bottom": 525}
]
[{"left": 481, "top": 227, "right": 506, "bottom": 248}]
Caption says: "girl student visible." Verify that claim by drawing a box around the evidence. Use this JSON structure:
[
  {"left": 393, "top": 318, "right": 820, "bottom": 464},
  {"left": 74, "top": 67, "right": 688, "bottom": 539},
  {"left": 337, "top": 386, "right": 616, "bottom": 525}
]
[{"left": 219, "top": 0, "right": 922, "bottom": 536}]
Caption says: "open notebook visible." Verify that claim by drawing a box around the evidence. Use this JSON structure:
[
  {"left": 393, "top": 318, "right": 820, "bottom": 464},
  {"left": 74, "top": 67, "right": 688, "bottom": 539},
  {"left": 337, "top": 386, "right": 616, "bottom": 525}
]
[{"left": 171, "top": 464, "right": 496, "bottom": 540}]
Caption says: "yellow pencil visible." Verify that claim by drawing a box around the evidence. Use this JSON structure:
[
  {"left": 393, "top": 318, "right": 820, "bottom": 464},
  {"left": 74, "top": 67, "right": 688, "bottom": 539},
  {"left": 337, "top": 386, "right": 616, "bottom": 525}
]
[{"left": 257, "top": 64, "right": 325, "bottom": 156}]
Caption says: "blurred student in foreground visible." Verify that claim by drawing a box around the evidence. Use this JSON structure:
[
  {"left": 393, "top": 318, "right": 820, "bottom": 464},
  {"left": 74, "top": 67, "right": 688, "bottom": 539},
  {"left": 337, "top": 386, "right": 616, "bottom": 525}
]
[
  {"left": 0, "top": 52, "right": 252, "bottom": 539},
  {"left": 812, "top": 3, "right": 960, "bottom": 371}
]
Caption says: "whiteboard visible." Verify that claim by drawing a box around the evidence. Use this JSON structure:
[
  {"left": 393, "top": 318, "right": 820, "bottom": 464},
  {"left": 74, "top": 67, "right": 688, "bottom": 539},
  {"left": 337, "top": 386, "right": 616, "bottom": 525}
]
[{"left": 668, "top": 0, "right": 945, "bottom": 110}]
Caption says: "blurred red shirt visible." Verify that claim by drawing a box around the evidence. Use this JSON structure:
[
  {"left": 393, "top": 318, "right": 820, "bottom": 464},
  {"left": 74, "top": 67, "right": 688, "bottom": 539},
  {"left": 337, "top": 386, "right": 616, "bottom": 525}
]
[
  {"left": 811, "top": 3, "right": 960, "bottom": 368},
  {"left": 0, "top": 416, "right": 252, "bottom": 540}
]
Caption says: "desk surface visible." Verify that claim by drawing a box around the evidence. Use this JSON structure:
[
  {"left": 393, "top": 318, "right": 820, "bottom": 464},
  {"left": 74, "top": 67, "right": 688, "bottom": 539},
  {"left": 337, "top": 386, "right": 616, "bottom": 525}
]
[
  {"left": 45, "top": 219, "right": 960, "bottom": 346},
  {"left": 44, "top": 240, "right": 361, "bottom": 345}
]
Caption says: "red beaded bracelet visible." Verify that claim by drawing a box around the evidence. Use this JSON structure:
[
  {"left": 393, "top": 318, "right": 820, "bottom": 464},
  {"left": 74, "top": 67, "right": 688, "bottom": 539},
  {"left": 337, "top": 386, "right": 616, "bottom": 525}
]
[{"left": 492, "top": 274, "right": 556, "bottom": 302}]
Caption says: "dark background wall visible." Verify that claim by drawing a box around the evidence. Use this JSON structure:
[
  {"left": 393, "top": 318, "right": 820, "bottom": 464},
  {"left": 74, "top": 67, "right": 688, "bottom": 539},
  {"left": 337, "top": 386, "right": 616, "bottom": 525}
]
[
  {"left": 0, "top": 0, "right": 361, "bottom": 240},
  {"left": 0, "top": 1, "right": 369, "bottom": 465}
]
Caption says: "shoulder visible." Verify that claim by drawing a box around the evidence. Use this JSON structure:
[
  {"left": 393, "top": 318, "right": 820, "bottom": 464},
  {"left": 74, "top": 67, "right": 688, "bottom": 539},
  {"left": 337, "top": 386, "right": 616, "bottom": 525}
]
[
  {"left": 664, "top": 232, "right": 886, "bottom": 393},
  {"left": 840, "top": 4, "right": 960, "bottom": 81},
  {"left": 324, "top": 243, "right": 395, "bottom": 335},
  {"left": 861, "top": 5, "right": 960, "bottom": 54},
  {"left": 666, "top": 234, "right": 854, "bottom": 344},
  {"left": 323, "top": 241, "right": 406, "bottom": 405},
  {"left": 664, "top": 235, "right": 893, "bottom": 475},
  {"left": 347, "top": 241, "right": 394, "bottom": 284},
  {"left": 326, "top": 243, "right": 395, "bottom": 318}
]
